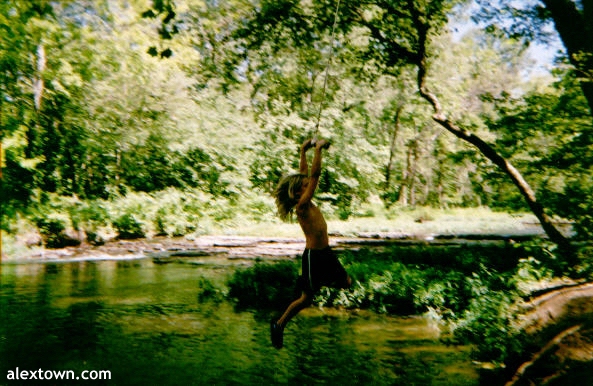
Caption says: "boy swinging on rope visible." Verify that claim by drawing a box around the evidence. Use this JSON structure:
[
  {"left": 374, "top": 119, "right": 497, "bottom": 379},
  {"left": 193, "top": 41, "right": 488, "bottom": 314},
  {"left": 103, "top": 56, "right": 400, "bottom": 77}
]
[{"left": 270, "top": 138, "right": 352, "bottom": 349}]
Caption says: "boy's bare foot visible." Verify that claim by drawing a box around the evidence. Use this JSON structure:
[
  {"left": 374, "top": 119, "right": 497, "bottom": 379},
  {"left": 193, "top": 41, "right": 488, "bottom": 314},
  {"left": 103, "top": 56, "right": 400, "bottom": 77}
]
[{"left": 270, "top": 319, "right": 284, "bottom": 349}]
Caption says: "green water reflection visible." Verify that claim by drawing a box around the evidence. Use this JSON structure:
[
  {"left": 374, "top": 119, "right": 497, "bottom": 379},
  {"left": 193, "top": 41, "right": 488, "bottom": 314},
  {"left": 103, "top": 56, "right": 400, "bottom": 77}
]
[{"left": 1, "top": 259, "right": 478, "bottom": 385}]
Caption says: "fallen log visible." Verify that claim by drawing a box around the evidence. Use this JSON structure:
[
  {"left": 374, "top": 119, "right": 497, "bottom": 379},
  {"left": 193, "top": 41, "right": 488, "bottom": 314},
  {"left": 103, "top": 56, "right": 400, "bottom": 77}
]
[{"left": 519, "top": 282, "right": 593, "bottom": 335}]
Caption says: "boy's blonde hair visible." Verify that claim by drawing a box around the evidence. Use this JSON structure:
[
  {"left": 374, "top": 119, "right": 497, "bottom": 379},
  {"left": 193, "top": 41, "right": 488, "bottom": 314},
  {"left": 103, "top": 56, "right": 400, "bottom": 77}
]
[{"left": 273, "top": 174, "right": 307, "bottom": 221}]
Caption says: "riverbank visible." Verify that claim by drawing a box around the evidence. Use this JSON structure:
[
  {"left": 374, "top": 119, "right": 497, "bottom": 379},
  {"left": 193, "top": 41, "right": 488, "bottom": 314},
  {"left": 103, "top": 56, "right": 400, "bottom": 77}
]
[
  {"left": 2, "top": 208, "right": 556, "bottom": 264},
  {"left": 0, "top": 232, "right": 537, "bottom": 265}
]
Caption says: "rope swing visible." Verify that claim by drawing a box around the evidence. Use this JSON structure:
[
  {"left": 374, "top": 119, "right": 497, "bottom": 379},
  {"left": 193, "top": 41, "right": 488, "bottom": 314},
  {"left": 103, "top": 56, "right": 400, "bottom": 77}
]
[{"left": 312, "top": 0, "right": 341, "bottom": 143}]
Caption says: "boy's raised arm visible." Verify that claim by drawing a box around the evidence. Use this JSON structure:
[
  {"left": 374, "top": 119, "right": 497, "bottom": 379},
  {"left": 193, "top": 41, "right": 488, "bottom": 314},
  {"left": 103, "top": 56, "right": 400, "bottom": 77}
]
[
  {"left": 297, "top": 140, "right": 329, "bottom": 208},
  {"left": 300, "top": 139, "right": 313, "bottom": 175}
]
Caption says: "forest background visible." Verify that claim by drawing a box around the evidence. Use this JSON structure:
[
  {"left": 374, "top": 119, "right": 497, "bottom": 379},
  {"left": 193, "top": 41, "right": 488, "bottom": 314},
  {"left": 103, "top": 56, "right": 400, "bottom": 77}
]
[
  {"left": 1, "top": 0, "right": 592, "bottom": 255},
  {"left": 3, "top": 1, "right": 593, "bottom": 380}
]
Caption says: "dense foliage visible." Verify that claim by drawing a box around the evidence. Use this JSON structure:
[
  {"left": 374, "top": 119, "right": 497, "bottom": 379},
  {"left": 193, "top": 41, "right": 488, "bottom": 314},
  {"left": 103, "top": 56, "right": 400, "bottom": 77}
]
[
  {"left": 1, "top": 0, "right": 591, "bottom": 246},
  {"left": 487, "top": 72, "right": 593, "bottom": 239},
  {"left": 226, "top": 242, "right": 586, "bottom": 364}
]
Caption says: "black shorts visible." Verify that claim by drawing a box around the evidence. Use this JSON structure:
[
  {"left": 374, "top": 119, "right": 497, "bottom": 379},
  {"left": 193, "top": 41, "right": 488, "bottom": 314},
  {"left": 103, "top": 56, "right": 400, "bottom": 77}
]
[{"left": 297, "top": 246, "right": 349, "bottom": 295}]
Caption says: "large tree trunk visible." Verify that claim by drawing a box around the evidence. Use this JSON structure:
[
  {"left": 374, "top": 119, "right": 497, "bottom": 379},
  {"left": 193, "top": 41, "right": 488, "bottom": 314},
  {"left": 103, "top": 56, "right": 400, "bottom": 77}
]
[
  {"left": 34, "top": 43, "right": 45, "bottom": 111},
  {"left": 25, "top": 43, "right": 46, "bottom": 164},
  {"left": 542, "top": 0, "right": 593, "bottom": 116},
  {"left": 384, "top": 105, "right": 403, "bottom": 191},
  {"left": 412, "top": 14, "right": 571, "bottom": 250},
  {"left": 398, "top": 137, "right": 418, "bottom": 206}
]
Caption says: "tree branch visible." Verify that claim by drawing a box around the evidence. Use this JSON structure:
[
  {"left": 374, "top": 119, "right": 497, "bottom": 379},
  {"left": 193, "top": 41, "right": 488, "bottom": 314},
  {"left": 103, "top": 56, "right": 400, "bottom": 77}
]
[
  {"left": 350, "top": 7, "right": 419, "bottom": 66},
  {"left": 410, "top": 1, "right": 571, "bottom": 249}
]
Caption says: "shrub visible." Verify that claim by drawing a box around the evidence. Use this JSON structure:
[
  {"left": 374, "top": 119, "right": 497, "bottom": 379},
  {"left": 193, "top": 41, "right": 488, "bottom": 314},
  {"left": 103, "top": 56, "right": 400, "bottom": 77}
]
[
  {"left": 449, "top": 290, "right": 524, "bottom": 363},
  {"left": 36, "top": 217, "right": 66, "bottom": 248},
  {"left": 365, "top": 268, "right": 424, "bottom": 314},
  {"left": 314, "top": 282, "right": 369, "bottom": 309},
  {"left": 154, "top": 207, "right": 197, "bottom": 237},
  {"left": 35, "top": 215, "right": 80, "bottom": 248},
  {"left": 227, "top": 260, "right": 299, "bottom": 309},
  {"left": 113, "top": 213, "right": 144, "bottom": 239},
  {"left": 196, "top": 278, "right": 225, "bottom": 303},
  {"left": 68, "top": 202, "right": 109, "bottom": 244},
  {"left": 574, "top": 246, "right": 593, "bottom": 279}
]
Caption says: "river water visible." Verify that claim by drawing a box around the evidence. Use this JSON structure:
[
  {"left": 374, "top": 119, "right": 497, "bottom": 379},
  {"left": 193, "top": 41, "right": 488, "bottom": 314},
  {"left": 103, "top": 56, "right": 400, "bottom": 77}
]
[{"left": 1, "top": 257, "right": 479, "bottom": 385}]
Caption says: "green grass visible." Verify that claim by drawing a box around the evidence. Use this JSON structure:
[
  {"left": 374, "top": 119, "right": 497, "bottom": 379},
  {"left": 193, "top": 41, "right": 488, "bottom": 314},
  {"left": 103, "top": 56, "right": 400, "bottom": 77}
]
[
  {"left": 228, "top": 205, "right": 540, "bottom": 238},
  {"left": 335, "top": 208, "right": 536, "bottom": 236}
]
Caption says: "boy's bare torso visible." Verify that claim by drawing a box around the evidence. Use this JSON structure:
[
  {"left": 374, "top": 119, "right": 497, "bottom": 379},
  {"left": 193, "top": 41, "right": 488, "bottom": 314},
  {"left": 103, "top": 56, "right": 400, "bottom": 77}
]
[{"left": 297, "top": 203, "right": 329, "bottom": 249}]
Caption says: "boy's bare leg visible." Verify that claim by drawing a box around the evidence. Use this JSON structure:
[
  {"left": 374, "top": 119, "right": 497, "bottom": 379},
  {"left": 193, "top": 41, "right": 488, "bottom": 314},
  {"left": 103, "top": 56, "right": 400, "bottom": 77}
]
[
  {"left": 276, "top": 292, "right": 311, "bottom": 328},
  {"left": 271, "top": 292, "right": 311, "bottom": 349}
]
